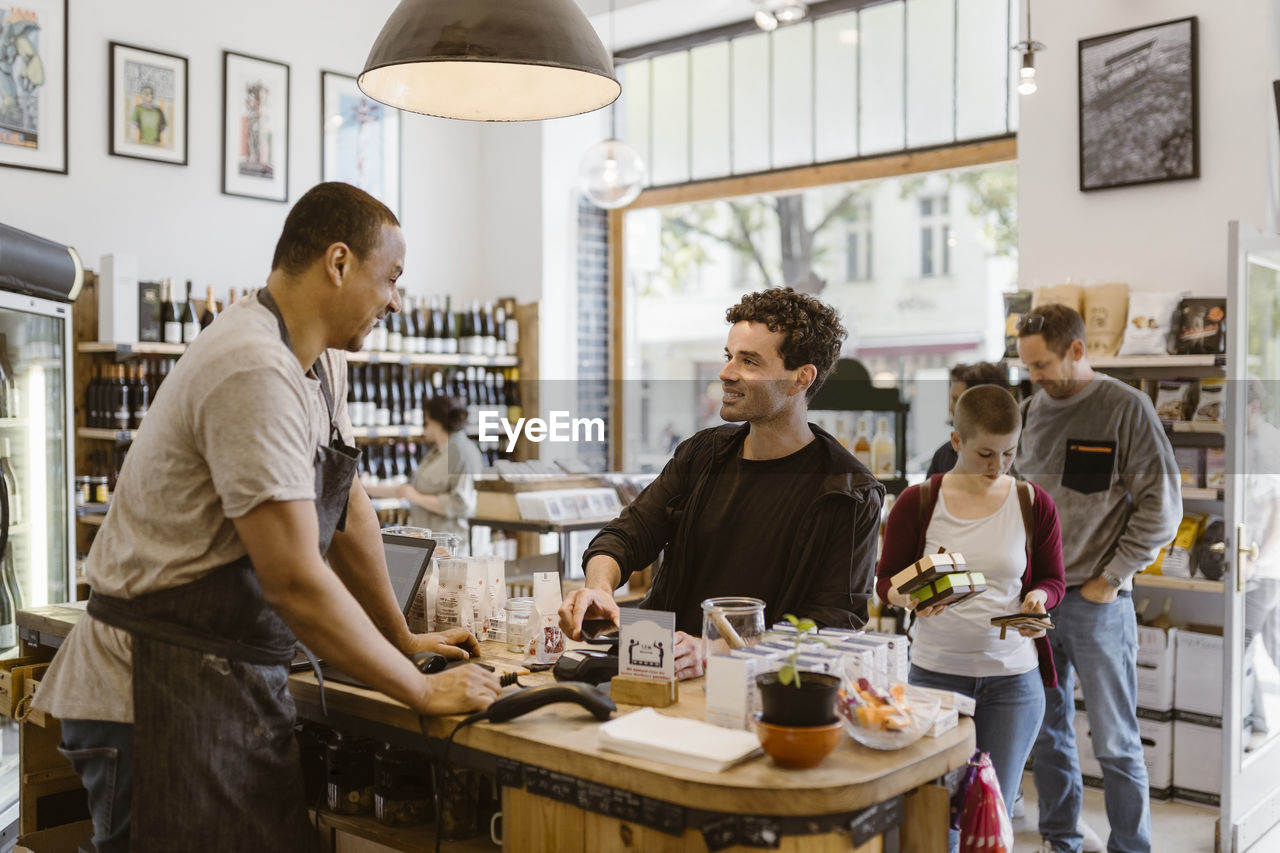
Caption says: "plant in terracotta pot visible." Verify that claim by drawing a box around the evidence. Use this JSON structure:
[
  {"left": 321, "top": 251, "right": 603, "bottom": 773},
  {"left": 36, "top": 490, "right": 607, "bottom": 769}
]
[{"left": 753, "top": 615, "right": 843, "bottom": 769}]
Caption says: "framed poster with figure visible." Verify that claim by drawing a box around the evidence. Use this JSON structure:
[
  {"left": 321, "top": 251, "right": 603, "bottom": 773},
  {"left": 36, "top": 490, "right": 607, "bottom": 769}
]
[
  {"left": 222, "top": 50, "right": 290, "bottom": 202},
  {"left": 109, "top": 42, "right": 187, "bottom": 165},
  {"left": 0, "top": 0, "right": 67, "bottom": 174},
  {"left": 1078, "top": 16, "right": 1199, "bottom": 192},
  {"left": 321, "top": 70, "right": 400, "bottom": 216}
]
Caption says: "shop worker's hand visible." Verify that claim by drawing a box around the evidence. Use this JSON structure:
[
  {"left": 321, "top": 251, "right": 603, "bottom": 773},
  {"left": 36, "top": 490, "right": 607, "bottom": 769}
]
[
  {"left": 1018, "top": 590, "right": 1049, "bottom": 638},
  {"left": 559, "top": 587, "right": 620, "bottom": 641},
  {"left": 414, "top": 664, "right": 502, "bottom": 715},
  {"left": 404, "top": 628, "right": 481, "bottom": 661},
  {"left": 673, "top": 631, "right": 703, "bottom": 681}
]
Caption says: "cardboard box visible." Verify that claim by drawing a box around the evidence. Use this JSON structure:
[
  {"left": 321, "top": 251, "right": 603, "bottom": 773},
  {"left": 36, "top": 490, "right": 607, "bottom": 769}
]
[
  {"left": 1173, "top": 719, "right": 1222, "bottom": 807},
  {"left": 15, "top": 820, "right": 94, "bottom": 853},
  {"left": 1136, "top": 625, "right": 1177, "bottom": 712},
  {"left": 1174, "top": 629, "right": 1223, "bottom": 720}
]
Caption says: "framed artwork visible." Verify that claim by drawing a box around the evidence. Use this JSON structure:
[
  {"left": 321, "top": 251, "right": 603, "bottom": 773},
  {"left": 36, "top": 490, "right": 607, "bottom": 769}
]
[
  {"left": 222, "top": 50, "right": 290, "bottom": 202},
  {"left": 321, "top": 70, "right": 400, "bottom": 216},
  {"left": 1078, "top": 16, "right": 1199, "bottom": 192},
  {"left": 0, "top": 0, "right": 68, "bottom": 174},
  {"left": 109, "top": 42, "right": 187, "bottom": 165}
]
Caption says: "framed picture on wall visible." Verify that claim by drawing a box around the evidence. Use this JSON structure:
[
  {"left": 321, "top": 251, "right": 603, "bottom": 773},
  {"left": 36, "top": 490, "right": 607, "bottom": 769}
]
[
  {"left": 0, "top": 0, "right": 68, "bottom": 174},
  {"left": 1078, "top": 16, "right": 1199, "bottom": 192},
  {"left": 321, "top": 70, "right": 400, "bottom": 216},
  {"left": 222, "top": 50, "right": 290, "bottom": 202},
  {"left": 109, "top": 42, "right": 187, "bottom": 165}
]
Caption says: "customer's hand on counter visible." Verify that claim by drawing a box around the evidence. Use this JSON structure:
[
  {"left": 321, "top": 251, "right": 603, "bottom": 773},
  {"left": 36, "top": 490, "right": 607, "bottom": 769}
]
[
  {"left": 402, "top": 627, "right": 482, "bottom": 661},
  {"left": 559, "top": 587, "right": 621, "bottom": 640},
  {"left": 412, "top": 665, "right": 502, "bottom": 715},
  {"left": 673, "top": 631, "right": 703, "bottom": 680}
]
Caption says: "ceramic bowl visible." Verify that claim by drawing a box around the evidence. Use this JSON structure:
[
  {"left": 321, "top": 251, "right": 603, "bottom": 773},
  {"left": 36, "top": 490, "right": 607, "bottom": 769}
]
[{"left": 753, "top": 713, "right": 844, "bottom": 769}]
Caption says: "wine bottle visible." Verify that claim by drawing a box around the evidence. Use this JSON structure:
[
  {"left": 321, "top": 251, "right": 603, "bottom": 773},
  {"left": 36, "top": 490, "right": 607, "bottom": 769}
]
[
  {"left": 388, "top": 365, "right": 403, "bottom": 427},
  {"left": 131, "top": 362, "right": 150, "bottom": 430},
  {"left": 482, "top": 300, "right": 497, "bottom": 357},
  {"left": 162, "top": 279, "right": 183, "bottom": 344},
  {"left": 181, "top": 280, "right": 199, "bottom": 344},
  {"left": 424, "top": 296, "right": 440, "bottom": 355},
  {"left": 412, "top": 297, "right": 428, "bottom": 354},
  {"left": 347, "top": 365, "right": 364, "bottom": 429},
  {"left": 0, "top": 545, "right": 14, "bottom": 649},
  {"left": 506, "top": 368, "right": 523, "bottom": 422},
  {"left": 505, "top": 302, "right": 520, "bottom": 354},
  {"left": 1, "top": 438, "right": 21, "bottom": 527},
  {"left": 386, "top": 299, "right": 404, "bottom": 353},
  {"left": 200, "top": 285, "right": 219, "bottom": 329},
  {"left": 494, "top": 304, "right": 508, "bottom": 357},
  {"left": 375, "top": 366, "right": 391, "bottom": 427},
  {"left": 113, "top": 365, "right": 131, "bottom": 432},
  {"left": 443, "top": 297, "right": 458, "bottom": 354}
]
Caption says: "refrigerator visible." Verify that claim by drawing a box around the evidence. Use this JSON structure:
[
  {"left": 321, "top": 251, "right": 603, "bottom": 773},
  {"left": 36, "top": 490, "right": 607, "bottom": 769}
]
[{"left": 0, "top": 227, "right": 80, "bottom": 840}]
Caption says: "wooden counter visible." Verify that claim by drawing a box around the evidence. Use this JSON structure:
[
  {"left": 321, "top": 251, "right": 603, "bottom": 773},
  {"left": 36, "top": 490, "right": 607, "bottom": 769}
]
[{"left": 17, "top": 605, "right": 973, "bottom": 852}]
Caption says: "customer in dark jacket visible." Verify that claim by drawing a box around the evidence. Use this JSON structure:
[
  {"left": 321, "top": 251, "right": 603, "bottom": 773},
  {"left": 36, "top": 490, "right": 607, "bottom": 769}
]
[
  {"left": 559, "top": 287, "right": 884, "bottom": 679},
  {"left": 926, "top": 361, "right": 1011, "bottom": 476}
]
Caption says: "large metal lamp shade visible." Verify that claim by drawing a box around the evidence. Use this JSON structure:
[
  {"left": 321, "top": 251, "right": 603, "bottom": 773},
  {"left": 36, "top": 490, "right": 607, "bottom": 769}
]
[{"left": 359, "top": 0, "right": 622, "bottom": 122}]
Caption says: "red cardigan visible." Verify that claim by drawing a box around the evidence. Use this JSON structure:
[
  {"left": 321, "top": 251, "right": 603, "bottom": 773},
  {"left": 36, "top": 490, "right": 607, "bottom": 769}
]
[{"left": 876, "top": 474, "right": 1066, "bottom": 688}]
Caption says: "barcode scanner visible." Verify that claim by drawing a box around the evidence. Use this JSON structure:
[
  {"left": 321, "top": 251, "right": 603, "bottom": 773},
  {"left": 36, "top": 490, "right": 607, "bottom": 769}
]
[{"left": 473, "top": 682, "right": 616, "bottom": 724}]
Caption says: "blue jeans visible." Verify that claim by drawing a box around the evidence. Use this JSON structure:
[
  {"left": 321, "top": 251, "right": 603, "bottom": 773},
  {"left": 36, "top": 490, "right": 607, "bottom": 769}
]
[
  {"left": 909, "top": 664, "right": 1045, "bottom": 841},
  {"left": 1032, "top": 589, "right": 1150, "bottom": 853},
  {"left": 58, "top": 719, "right": 134, "bottom": 853}
]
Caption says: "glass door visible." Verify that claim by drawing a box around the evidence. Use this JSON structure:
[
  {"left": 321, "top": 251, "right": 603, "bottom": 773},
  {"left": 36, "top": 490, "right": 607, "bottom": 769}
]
[{"left": 1223, "top": 222, "right": 1280, "bottom": 851}]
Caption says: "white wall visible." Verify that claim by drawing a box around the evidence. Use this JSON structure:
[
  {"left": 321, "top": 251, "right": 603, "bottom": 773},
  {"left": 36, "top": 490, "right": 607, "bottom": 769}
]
[
  {"left": 1018, "top": 1, "right": 1273, "bottom": 296},
  {"left": 0, "top": 0, "right": 485, "bottom": 298}
]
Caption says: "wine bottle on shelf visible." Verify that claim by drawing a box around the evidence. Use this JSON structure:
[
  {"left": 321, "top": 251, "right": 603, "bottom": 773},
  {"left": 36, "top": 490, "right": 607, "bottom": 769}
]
[
  {"left": 1, "top": 438, "right": 21, "bottom": 527},
  {"left": 181, "top": 280, "right": 199, "bottom": 344},
  {"left": 375, "top": 366, "right": 391, "bottom": 427},
  {"left": 162, "top": 279, "right": 183, "bottom": 345},
  {"left": 424, "top": 297, "right": 440, "bottom": 354},
  {"left": 129, "top": 363, "right": 150, "bottom": 430},
  {"left": 506, "top": 368, "right": 523, "bottom": 422},
  {"left": 482, "top": 300, "right": 497, "bottom": 357},
  {"left": 200, "top": 285, "right": 219, "bottom": 329},
  {"left": 112, "top": 365, "right": 131, "bottom": 432},
  {"left": 494, "top": 304, "right": 508, "bottom": 357},
  {"left": 388, "top": 365, "right": 403, "bottom": 427},
  {"left": 505, "top": 303, "right": 520, "bottom": 354},
  {"left": 0, "top": 546, "right": 14, "bottom": 649},
  {"left": 412, "top": 298, "right": 428, "bottom": 354},
  {"left": 347, "top": 366, "right": 364, "bottom": 429},
  {"left": 386, "top": 301, "right": 404, "bottom": 354},
  {"left": 443, "top": 297, "right": 458, "bottom": 354}
]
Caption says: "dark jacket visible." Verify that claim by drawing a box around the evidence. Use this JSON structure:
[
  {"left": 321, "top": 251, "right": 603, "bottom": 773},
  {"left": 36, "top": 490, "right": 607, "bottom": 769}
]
[
  {"left": 584, "top": 423, "right": 885, "bottom": 630},
  {"left": 875, "top": 473, "right": 1066, "bottom": 687}
]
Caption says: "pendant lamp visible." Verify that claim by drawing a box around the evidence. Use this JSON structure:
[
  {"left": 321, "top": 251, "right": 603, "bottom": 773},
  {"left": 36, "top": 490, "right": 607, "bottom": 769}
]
[
  {"left": 578, "top": 0, "right": 647, "bottom": 209},
  {"left": 1012, "top": 0, "right": 1045, "bottom": 96},
  {"left": 359, "top": 0, "right": 621, "bottom": 122}
]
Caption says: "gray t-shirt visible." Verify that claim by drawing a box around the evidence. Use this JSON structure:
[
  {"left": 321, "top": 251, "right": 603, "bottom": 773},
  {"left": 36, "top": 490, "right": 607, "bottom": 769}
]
[
  {"left": 407, "top": 430, "right": 484, "bottom": 539},
  {"left": 37, "top": 292, "right": 353, "bottom": 723},
  {"left": 1016, "top": 375, "right": 1180, "bottom": 588}
]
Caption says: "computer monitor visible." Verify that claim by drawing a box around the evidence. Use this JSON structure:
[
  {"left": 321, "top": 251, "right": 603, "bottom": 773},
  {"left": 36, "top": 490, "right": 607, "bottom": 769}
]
[{"left": 382, "top": 533, "right": 436, "bottom": 616}]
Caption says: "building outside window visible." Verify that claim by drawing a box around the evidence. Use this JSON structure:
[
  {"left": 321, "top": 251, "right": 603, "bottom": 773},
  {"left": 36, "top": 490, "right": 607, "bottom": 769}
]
[
  {"left": 918, "top": 194, "right": 952, "bottom": 278},
  {"left": 845, "top": 200, "right": 874, "bottom": 283}
]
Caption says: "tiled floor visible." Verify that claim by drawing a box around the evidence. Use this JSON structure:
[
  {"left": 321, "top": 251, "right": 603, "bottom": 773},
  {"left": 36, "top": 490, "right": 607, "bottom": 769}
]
[{"left": 1014, "top": 773, "right": 1217, "bottom": 852}]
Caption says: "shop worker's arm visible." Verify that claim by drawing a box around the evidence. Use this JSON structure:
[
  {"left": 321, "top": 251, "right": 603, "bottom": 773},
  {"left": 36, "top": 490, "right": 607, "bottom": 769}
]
[
  {"left": 797, "top": 490, "right": 881, "bottom": 629},
  {"left": 234, "top": 499, "right": 498, "bottom": 715},
  {"left": 327, "top": 479, "right": 480, "bottom": 660}
]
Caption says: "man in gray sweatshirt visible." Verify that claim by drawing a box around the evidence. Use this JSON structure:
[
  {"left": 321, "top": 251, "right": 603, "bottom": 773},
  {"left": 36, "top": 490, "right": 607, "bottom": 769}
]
[{"left": 1016, "top": 304, "right": 1180, "bottom": 853}]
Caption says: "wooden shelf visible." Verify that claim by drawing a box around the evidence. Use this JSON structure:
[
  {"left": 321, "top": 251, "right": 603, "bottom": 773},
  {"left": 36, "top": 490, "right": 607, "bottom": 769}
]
[
  {"left": 1133, "top": 573, "right": 1224, "bottom": 593},
  {"left": 78, "top": 428, "right": 135, "bottom": 442},
  {"left": 1181, "top": 486, "right": 1223, "bottom": 501},
  {"left": 352, "top": 426, "right": 425, "bottom": 440},
  {"left": 347, "top": 351, "right": 518, "bottom": 368},
  {"left": 77, "top": 342, "right": 185, "bottom": 356},
  {"left": 77, "top": 515, "right": 104, "bottom": 528}
]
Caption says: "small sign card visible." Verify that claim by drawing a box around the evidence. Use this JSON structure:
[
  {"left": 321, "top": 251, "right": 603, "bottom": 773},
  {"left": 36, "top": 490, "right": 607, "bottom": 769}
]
[{"left": 619, "top": 609, "right": 675, "bottom": 682}]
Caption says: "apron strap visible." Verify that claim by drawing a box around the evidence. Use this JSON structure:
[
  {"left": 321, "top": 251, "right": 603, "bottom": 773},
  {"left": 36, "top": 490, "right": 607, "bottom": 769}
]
[{"left": 256, "top": 288, "right": 343, "bottom": 443}]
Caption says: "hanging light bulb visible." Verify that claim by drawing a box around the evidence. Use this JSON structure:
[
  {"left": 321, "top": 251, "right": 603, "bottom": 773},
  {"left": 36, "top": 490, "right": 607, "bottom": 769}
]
[
  {"left": 774, "top": 4, "right": 809, "bottom": 25},
  {"left": 754, "top": 9, "right": 779, "bottom": 32},
  {"left": 1011, "top": 0, "right": 1046, "bottom": 97},
  {"left": 753, "top": 1, "right": 807, "bottom": 32},
  {"left": 578, "top": 0, "right": 647, "bottom": 210}
]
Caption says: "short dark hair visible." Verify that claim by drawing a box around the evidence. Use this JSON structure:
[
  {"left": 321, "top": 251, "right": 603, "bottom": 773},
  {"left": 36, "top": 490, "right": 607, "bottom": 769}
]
[
  {"left": 954, "top": 384, "right": 1021, "bottom": 440},
  {"left": 271, "top": 182, "right": 399, "bottom": 275},
  {"left": 425, "top": 395, "right": 468, "bottom": 434},
  {"left": 1017, "top": 303, "right": 1086, "bottom": 358},
  {"left": 725, "top": 287, "right": 846, "bottom": 400},
  {"left": 951, "top": 361, "right": 1009, "bottom": 389}
]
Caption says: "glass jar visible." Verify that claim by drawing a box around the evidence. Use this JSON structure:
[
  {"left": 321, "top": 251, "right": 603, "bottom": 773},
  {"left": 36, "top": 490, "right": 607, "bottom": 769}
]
[
  {"left": 436, "top": 766, "right": 480, "bottom": 840},
  {"left": 382, "top": 525, "right": 431, "bottom": 539},
  {"left": 374, "top": 743, "right": 432, "bottom": 826},
  {"left": 74, "top": 476, "right": 89, "bottom": 507},
  {"left": 701, "top": 597, "right": 766, "bottom": 661},
  {"left": 295, "top": 722, "right": 331, "bottom": 805},
  {"left": 325, "top": 733, "right": 376, "bottom": 815},
  {"left": 504, "top": 597, "right": 534, "bottom": 654}
]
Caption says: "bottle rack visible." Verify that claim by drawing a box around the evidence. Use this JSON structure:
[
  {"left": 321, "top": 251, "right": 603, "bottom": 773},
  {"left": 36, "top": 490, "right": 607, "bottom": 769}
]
[{"left": 808, "top": 358, "right": 911, "bottom": 496}]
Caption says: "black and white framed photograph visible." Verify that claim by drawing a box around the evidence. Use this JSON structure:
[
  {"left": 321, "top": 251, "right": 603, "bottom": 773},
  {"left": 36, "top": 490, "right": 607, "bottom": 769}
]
[
  {"left": 321, "top": 70, "right": 400, "bottom": 216},
  {"left": 109, "top": 41, "right": 187, "bottom": 165},
  {"left": 0, "top": 0, "right": 68, "bottom": 174},
  {"left": 222, "top": 50, "right": 289, "bottom": 201},
  {"left": 1078, "top": 16, "right": 1199, "bottom": 192}
]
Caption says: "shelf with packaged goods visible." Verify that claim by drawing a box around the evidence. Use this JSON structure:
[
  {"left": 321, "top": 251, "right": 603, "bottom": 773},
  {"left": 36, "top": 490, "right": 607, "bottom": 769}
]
[
  {"left": 1003, "top": 354, "right": 1225, "bottom": 378},
  {"left": 346, "top": 351, "right": 518, "bottom": 368},
  {"left": 76, "top": 515, "right": 104, "bottom": 528},
  {"left": 1133, "top": 573, "right": 1223, "bottom": 593},
  {"left": 1181, "top": 486, "right": 1223, "bottom": 502},
  {"left": 77, "top": 428, "right": 136, "bottom": 442}
]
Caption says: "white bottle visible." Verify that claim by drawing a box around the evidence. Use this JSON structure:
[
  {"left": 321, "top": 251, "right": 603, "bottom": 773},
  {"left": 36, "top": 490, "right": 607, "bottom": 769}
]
[
  {"left": 852, "top": 415, "right": 872, "bottom": 469},
  {"left": 871, "top": 416, "right": 896, "bottom": 480}
]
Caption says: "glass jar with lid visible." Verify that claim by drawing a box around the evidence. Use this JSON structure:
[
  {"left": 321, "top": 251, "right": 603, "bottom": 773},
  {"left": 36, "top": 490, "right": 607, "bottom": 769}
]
[
  {"left": 504, "top": 597, "right": 535, "bottom": 655},
  {"left": 374, "top": 743, "right": 432, "bottom": 826},
  {"left": 325, "top": 732, "right": 376, "bottom": 815}
]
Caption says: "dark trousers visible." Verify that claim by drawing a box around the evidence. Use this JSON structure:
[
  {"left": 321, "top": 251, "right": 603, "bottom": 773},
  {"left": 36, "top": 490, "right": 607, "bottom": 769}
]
[{"left": 59, "top": 719, "right": 134, "bottom": 853}]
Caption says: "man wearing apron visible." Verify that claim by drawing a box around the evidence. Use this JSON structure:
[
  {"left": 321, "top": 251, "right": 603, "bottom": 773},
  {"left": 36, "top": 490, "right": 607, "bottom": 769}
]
[{"left": 35, "top": 183, "right": 501, "bottom": 852}]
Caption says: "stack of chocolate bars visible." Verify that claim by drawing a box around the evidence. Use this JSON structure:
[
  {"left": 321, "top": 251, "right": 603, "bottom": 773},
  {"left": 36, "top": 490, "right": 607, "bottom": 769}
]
[{"left": 888, "top": 552, "right": 987, "bottom": 609}]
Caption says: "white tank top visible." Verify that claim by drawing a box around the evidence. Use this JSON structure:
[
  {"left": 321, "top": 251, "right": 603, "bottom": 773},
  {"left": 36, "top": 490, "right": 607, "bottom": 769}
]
[{"left": 910, "top": 480, "right": 1039, "bottom": 678}]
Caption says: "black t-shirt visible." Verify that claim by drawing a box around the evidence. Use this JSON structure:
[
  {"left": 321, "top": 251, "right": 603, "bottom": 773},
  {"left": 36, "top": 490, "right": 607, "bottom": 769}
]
[{"left": 680, "top": 438, "right": 828, "bottom": 634}]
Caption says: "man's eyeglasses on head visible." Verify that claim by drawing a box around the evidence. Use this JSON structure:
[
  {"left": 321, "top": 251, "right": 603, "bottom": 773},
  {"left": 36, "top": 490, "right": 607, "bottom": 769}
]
[{"left": 1016, "top": 314, "right": 1045, "bottom": 334}]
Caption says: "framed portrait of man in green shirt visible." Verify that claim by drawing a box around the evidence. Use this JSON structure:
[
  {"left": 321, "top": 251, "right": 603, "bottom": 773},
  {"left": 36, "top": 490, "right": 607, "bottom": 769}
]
[{"left": 109, "top": 41, "right": 187, "bottom": 165}]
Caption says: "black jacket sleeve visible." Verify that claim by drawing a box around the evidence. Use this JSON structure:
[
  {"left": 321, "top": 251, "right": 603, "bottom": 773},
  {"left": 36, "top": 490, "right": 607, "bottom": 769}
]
[{"left": 795, "top": 487, "right": 882, "bottom": 630}]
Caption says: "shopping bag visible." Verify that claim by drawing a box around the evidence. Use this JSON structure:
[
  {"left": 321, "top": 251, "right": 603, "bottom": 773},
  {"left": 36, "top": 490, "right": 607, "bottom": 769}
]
[
  {"left": 958, "top": 751, "right": 1012, "bottom": 853},
  {"left": 949, "top": 752, "right": 982, "bottom": 831}
]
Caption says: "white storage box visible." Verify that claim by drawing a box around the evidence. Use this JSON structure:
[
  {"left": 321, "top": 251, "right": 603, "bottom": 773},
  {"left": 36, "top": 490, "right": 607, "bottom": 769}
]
[
  {"left": 1174, "top": 629, "right": 1223, "bottom": 720},
  {"left": 1136, "top": 625, "right": 1177, "bottom": 712},
  {"left": 1172, "top": 719, "right": 1222, "bottom": 807}
]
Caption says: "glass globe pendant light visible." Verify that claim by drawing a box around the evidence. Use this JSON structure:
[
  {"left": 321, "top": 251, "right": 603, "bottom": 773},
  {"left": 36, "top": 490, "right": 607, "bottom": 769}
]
[{"left": 578, "top": 0, "right": 647, "bottom": 209}]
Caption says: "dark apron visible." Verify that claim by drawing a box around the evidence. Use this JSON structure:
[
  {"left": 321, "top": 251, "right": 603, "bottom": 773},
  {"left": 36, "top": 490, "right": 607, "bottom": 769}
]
[{"left": 87, "top": 289, "right": 360, "bottom": 852}]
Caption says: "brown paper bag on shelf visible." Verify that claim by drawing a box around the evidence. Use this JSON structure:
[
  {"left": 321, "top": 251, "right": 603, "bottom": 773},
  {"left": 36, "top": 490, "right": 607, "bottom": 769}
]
[
  {"left": 1032, "top": 284, "right": 1085, "bottom": 315},
  {"left": 1084, "top": 283, "right": 1129, "bottom": 358}
]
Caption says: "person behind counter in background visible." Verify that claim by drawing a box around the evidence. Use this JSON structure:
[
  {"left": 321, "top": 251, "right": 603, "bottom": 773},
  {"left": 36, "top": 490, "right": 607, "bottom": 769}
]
[
  {"left": 559, "top": 286, "right": 885, "bottom": 679},
  {"left": 33, "top": 183, "right": 500, "bottom": 853},
  {"left": 877, "top": 385, "right": 1064, "bottom": 845},
  {"left": 925, "top": 361, "right": 1011, "bottom": 477},
  {"left": 1016, "top": 304, "right": 1179, "bottom": 853},
  {"left": 365, "top": 394, "right": 485, "bottom": 545}
]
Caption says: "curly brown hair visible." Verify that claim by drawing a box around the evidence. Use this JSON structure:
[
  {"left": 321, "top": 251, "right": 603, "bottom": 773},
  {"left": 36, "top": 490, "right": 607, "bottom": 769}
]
[{"left": 725, "top": 287, "right": 847, "bottom": 399}]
